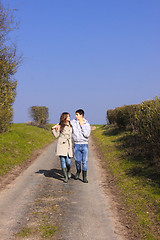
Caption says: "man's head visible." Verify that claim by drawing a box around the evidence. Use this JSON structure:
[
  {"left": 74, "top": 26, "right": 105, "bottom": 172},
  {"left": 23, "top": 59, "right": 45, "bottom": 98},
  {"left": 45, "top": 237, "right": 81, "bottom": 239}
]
[{"left": 75, "top": 109, "right": 84, "bottom": 121}]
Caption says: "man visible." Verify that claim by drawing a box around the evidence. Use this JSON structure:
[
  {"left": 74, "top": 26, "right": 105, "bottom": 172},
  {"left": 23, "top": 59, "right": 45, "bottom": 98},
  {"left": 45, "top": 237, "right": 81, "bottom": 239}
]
[{"left": 71, "top": 109, "right": 91, "bottom": 183}]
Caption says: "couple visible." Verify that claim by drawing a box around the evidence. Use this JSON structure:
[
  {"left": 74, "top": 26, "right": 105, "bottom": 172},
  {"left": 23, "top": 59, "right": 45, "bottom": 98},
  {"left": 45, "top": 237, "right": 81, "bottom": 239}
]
[{"left": 51, "top": 109, "right": 91, "bottom": 183}]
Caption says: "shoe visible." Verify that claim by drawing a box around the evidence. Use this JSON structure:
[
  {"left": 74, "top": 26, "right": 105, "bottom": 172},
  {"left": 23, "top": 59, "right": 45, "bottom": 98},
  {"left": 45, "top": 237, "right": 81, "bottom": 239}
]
[
  {"left": 62, "top": 168, "right": 68, "bottom": 183},
  {"left": 82, "top": 171, "right": 88, "bottom": 183},
  {"left": 75, "top": 168, "right": 81, "bottom": 180},
  {"left": 67, "top": 165, "right": 71, "bottom": 179}
]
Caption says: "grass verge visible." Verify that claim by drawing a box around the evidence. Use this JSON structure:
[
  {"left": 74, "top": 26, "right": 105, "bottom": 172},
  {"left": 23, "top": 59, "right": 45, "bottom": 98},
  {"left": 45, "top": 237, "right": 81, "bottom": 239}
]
[
  {"left": 0, "top": 123, "right": 55, "bottom": 176},
  {"left": 15, "top": 183, "right": 67, "bottom": 239},
  {"left": 92, "top": 125, "right": 160, "bottom": 240},
  {"left": 16, "top": 194, "right": 59, "bottom": 239}
]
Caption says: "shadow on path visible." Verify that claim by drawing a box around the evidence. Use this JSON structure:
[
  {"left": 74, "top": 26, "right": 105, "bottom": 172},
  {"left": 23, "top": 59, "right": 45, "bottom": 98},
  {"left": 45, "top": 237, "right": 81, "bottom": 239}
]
[
  {"left": 35, "top": 169, "right": 64, "bottom": 181},
  {"left": 35, "top": 169, "right": 76, "bottom": 181}
]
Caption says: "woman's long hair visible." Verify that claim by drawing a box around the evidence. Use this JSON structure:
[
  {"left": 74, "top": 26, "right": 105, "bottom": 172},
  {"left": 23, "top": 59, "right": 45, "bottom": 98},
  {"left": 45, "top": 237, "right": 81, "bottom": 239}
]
[{"left": 59, "top": 112, "right": 72, "bottom": 133}]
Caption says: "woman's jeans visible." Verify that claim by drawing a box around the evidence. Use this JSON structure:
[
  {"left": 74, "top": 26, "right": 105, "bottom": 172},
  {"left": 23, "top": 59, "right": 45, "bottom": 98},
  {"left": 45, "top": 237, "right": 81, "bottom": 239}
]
[
  {"left": 59, "top": 156, "right": 71, "bottom": 169},
  {"left": 74, "top": 144, "right": 88, "bottom": 171}
]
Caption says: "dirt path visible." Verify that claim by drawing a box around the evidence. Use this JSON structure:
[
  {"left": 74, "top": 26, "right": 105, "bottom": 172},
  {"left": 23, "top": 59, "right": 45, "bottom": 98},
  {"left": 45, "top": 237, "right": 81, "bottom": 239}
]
[{"left": 0, "top": 137, "right": 127, "bottom": 240}]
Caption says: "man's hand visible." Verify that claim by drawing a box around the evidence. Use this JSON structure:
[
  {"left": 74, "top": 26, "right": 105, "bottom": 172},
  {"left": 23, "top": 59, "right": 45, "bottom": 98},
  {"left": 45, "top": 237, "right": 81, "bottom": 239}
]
[
  {"left": 51, "top": 124, "right": 59, "bottom": 130},
  {"left": 79, "top": 121, "right": 84, "bottom": 126}
]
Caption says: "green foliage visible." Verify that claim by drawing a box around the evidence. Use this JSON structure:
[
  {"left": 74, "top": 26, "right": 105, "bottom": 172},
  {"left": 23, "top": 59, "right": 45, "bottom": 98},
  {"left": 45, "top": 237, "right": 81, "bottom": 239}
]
[
  {"left": 115, "top": 106, "right": 130, "bottom": 129},
  {"left": 134, "top": 98, "right": 160, "bottom": 141},
  {"left": 107, "top": 105, "right": 137, "bottom": 130},
  {"left": 134, "top": 98, "right": 160, "bottom": 162},
  {"left": 106, "top": 97, "right": 160, "bottom": 164},
  {"left": 30, "top": 106, "right": 49, "bottom": 126},
  {"left": 0, "top": 78, "right": 17, "bottom": 132},
  {"left": 116, "top": 104, "right": 138, "bottom": 130},
  {"left": 107, "top": 109, "right": 117, "bottom": 125},
  {"left": 0, "top": 1, "right": 21, "bottom": 132}
]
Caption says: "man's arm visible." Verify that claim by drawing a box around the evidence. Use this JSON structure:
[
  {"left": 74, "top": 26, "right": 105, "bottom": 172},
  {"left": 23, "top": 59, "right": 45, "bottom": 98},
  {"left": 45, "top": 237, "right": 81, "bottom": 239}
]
[
  {"left": 81, "top": 123, "right": 91, "bottom": 138},
  {"left": 51, "top": 125, "right": 60, "bottom": 138}
]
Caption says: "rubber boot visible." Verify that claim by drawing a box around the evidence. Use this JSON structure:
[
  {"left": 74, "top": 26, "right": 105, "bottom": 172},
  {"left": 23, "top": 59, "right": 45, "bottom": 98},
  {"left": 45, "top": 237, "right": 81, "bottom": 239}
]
[
  {"left": 62, "top": 168, "right": 68, "bottom": 183},
  {"left": 82, "top": 170, "right": 88, "bottom": 183},
  {"left": 67, "top": 165, "right": 71, "bottom": 179},
  {"left": 75, "top": 168, "right": 81, "bottom": 180}
]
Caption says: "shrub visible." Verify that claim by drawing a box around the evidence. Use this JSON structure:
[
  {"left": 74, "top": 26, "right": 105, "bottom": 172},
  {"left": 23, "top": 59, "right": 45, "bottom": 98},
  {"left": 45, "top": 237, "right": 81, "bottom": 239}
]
[
  {"left": 107, "top": 97, "right": 160, "bottom": 164},
  {"left": 117, "top": 104, "right": 138, "bottom": 130},
  {"left": 134, "top": 98, "right": 160, "bottom": 161},
  {"left": 107, "top": 105, "right": 137, "bottom": 130},
  {"left": 30, "top": 106, "right": 49, "bottom": 126},
  {"left": 115, "top": 106, "right": 130, "bottom": 129},
  {"left": 107, "top": 109, "right": 117, "bottom": 125}
]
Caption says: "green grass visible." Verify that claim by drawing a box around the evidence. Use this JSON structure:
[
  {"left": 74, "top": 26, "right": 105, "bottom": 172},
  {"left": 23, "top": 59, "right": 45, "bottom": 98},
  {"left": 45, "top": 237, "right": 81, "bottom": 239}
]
[
  {"left": 16, "top": 227, "right": 33, "bottom": 237},
  {"left": 16, "top": 224, "right": 58, "bottom": 239},
  {"left": 40, "top": 224, "right": 58, "bottom": 238},
  {"left": 92, "top": 125, "right": 160, "bottom": 240},
  {"left": 0, "top": 123, "right": 55, "bottom": 176}
]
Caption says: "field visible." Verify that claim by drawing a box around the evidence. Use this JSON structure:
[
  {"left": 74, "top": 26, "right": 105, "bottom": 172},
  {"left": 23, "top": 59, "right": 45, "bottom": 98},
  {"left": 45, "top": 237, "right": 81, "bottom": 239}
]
[{"left": 0, "top": 124, "right": 54, "bottom": 176}]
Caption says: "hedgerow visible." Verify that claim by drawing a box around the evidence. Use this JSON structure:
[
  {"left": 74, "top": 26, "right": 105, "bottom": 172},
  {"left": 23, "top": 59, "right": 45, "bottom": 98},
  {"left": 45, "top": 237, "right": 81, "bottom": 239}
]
[{"left": 107, "top": 97, "right": 160, "bottom": 165}]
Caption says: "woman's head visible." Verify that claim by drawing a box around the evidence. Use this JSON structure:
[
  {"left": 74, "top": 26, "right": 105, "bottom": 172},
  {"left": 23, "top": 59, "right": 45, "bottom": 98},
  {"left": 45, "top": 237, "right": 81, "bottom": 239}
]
[{"left": 59, "top": 112, "right": 71, "bottom": 132}]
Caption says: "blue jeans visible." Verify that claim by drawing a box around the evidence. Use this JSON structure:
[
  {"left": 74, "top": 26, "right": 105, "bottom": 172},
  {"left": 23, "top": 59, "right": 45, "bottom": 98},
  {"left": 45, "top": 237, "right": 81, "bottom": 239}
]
[
  {"left": 59, "top": 156, "right": 71, "bottom": 169},
  {"left": 74, "top": 144, "right": 88, "bottom": 171}
]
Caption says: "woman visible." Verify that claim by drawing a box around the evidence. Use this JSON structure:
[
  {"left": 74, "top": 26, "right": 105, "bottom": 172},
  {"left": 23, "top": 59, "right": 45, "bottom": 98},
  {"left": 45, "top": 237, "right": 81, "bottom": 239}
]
[{"left": 51, "top": 112, "right": 73, "bottom": 183}]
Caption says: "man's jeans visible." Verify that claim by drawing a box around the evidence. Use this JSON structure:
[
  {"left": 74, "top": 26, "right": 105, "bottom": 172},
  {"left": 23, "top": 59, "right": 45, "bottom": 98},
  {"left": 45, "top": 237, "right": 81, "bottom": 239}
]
[
  {"left": 59, "top": 156, "right": 71, "bottom": 169},
  {"left": 74, "top": 144, "right": 88, "bottom": 171}
]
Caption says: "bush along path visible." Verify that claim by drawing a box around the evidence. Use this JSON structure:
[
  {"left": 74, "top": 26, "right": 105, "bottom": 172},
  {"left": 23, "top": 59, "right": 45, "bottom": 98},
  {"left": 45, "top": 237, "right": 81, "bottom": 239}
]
[
  {"left": 107, "top": 97, "right": 160, "bottom": 166},
  {"left": 0, "top": 133, "right": 127, "bottom": 240},
  {"left": 92, "top": 125, "right": 160, "bottom": 240}
]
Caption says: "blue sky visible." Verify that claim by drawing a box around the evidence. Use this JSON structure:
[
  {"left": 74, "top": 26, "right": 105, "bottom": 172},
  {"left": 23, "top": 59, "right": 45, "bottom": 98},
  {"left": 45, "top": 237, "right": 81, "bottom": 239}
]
[{"left": 5, "top": 0, "right": 160, "bottom": 124}]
